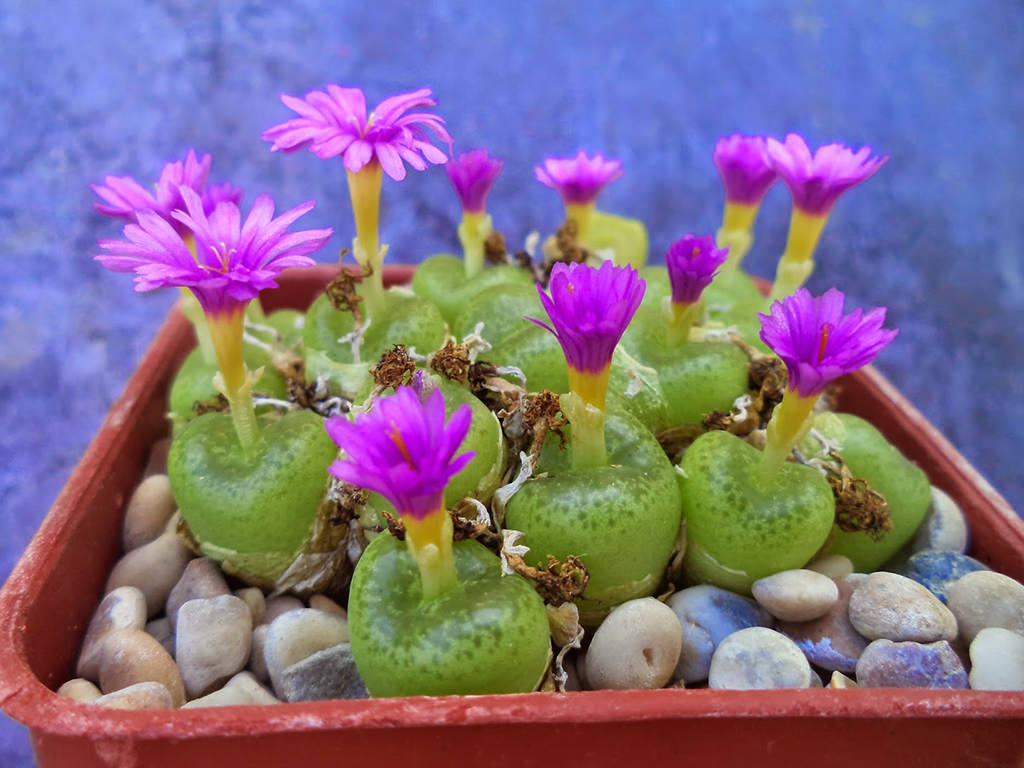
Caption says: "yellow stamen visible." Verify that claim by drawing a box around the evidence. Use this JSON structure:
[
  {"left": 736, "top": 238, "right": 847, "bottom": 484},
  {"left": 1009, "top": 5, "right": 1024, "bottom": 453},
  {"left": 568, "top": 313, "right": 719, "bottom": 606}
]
[{"left": 818, "top": 323, "right": 832, "bottom": 364}]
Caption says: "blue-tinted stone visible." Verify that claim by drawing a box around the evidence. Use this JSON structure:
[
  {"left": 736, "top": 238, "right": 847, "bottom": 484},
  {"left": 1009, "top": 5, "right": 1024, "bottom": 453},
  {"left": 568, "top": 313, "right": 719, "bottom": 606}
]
[
  {"left": 902, "top": 550, "right": 989, "bottom": 604},
  {"left": 856, "top": 639, "right": 968, "bottom": 689}
]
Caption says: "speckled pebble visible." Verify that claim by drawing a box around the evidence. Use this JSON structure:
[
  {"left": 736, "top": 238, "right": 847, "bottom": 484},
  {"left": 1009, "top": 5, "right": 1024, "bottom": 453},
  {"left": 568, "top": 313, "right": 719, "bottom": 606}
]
[
  {"left": 122, "top": 474, "right": 177, "bottom": 552},
  {"left": 901, "top": 549, "right": 989, "bottom": 604},
  {"left": 262, "top": 595, "right": 304, "bottom": 625},
  {"left": 278, "top": 643, "right": 368, "bottom": 701},
  {"left": 584, "top": 598, "right": 682, "bottom": 690},
  {"left": 105, "top": 530, "right": 193, "bottom": 618},
  {"left": 76, "top": 586, "right": 147, "bottom": 681},
  {"left": 849, "top": 572, "right": 957, "bottom": 642},
  {"left": 235, "top": 588, "right": 266, "bottom": 625},
  {"left": 166, "top": 557, "right": 230, "bottom": 630},
  {"left": 778, "top": 574, "right": 868, "bottom": 674},
  {"left": 806, "top": 554, "right": 854, "bottom": 581},
  {"left": 667, "top": 585, "right": 773, "bottom": 683},
  {"left": 94, "top": 682, "right": 173, "bottom": 710},
  {"left": 968, "top": 627, "right": 1024, "bottom": 690},
  {"left": 828, "top": 671, "right": 858, "bottom": 689},
  {"left": 856, "top": 639, "right": 968, "bottom": 688},
  {"left": 56, "top": 678, "right": 102, "bottom": 703},
  {"left": 145, "top": 617, "right": 174, "bottom": 658},
  {"left": 175, "top": 595, "right": 253, "bottom": 699},
  {"left": 947, "top": 570, "right": 1024, "bottom": 644},
  {"left": 264, "top": 608, "right": 350, "bottom": 697},
  {"left": 308, "top": 594, "right": 346, "bottom": 618},
  {"left": 912, "top": 486, "right": 968, "bottom": 554},
  {"left": 752, "top": 569, "right": 839, "bottom": 622},
  {"left": 98, "top": 629, "right": 185, "bottom": 707},
  {"left": 708, "top": 627, "right": 812, "bottom": 690}
]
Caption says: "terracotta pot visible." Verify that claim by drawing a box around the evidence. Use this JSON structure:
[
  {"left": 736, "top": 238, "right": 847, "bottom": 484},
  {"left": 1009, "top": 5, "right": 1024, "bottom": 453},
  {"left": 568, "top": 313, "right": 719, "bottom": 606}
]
[{"left": 1, "top": 265, "right": 1022, "bottom": 768}]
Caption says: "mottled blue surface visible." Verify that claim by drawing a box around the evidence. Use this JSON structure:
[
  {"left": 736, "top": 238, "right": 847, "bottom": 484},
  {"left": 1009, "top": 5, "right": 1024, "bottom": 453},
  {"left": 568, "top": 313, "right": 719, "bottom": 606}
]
[
  {"left": 2, "top": 0, "right": 1023, "bottom": 763},
  {"left": 902, "top": 549, "right": 989, "bottom": 603}
]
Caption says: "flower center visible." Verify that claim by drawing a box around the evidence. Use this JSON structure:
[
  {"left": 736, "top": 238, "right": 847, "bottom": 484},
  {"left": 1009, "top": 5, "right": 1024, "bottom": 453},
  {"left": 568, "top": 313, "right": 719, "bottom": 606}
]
[
  {"left": 817, "top": 322, "right": 832, "bottom": 364},
  {"left": 201, "top": 241, "right": 236, "bottom": 274},
  {"left": 388, "top": 421, "right": 416, "bottom": 468}
]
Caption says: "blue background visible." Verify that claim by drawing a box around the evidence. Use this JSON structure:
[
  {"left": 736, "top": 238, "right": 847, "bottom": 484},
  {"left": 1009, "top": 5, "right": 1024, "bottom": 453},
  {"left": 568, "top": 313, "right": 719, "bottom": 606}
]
[{"left": 2, "top": 0, "right": 1022, "bottom": 763}]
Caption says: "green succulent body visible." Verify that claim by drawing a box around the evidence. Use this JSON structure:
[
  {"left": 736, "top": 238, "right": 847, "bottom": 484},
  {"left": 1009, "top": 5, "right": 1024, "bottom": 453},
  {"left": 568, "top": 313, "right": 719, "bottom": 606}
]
[
  {"left": 678, "top": 429, "right": 835, "bottom": 593},
  {"left": 348, "top": 535, "right": 551, "bottom": 697},
  {"left": 412, "top": 254, "right": 534, "bottom": 326},
  {"left": 586, "top": 210, "right": 649, "bottom": 267}
]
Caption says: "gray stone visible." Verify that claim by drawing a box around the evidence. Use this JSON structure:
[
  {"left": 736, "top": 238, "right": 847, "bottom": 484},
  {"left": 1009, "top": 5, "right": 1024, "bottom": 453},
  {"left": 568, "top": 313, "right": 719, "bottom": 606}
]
[
  {"left": 751, "top": 569, "right": 839, "bottom": 622},
  {"left": 278, "top": 643, "right": 368, "bottom": 702},
  {"left": 175, "top": 595, "right": 252, "bottom": 699},
  {"left": 166, "top": 557, "right": 230, "bottom": 630},
  {"left": 262, "top": 595, "right": 304, "bottom": 625},
  {"left": 76, "top": 586, "right": 147, "bottom": 681},
  {"left": 248, "top": 624, "right": 270, "bottom": 683},
  {"left": 583, "top": 598, "right": 682, "bottom": 690},
  {"left": 968, "top": 627, "right": 1024, "bottom": 691},
  {"left": 848, "top": 572, "right": 957, "bottom": 642},
  {"left": 856, "top": 639, "right": 968, "bottom": 688},
  {"left": 947, "top": 570, "right": 1024, "bottom": 644},
  {"left": 708, "top": 627, "right": 812, "bottom": 690},
  {"left": 145, "top": 617, "right": 174, "bottom": 658}
]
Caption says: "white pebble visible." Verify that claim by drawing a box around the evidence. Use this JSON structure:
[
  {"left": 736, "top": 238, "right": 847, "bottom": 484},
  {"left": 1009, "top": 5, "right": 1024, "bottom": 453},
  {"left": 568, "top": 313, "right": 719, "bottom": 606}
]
[
  {"left": 105, "top": 531, "right": 193, "bottom": 618},
  {"left": 94, "top": 681, "right": 172, "bottom": 710},
  {"left": 752, "top": 569, "right": 839, "bottom": 622},
  {"left": 848, "top": 572, "right": 957, "bottom": 642},
  {"left": 912, "top": 486, "right": 968, "bottom": 554},
  {"left": 807, "top": 554, "right": 854, "bottom": 581},
  {"left": 235, "top": 588, "right": 267, "bottom": 625},
  {"left": 264, "top": 608, "right": 349, "bottom": 697},
  {"left": 175, "top": 595, "right": 253, "bottom": 699},
  {"left": 122, "top": 474, "right": 177, "bottom": 552},
  {"left": 583, "top": 598, "right": 681, "bottom": 690},
  {"left": 57, "top": 678, "right": 102, "bottom": 703},
  {"left": 947, "top": 571, "right": 1024, "bottom": 644},
  {"left": 969, "top": 627, "right": 1024, "bottom": 690},
  {"left": 709, "top": 627, "right": 812, "bottom": 690},
  {"left": 76, "top": 586, "right": 147, "bottom": 681}
]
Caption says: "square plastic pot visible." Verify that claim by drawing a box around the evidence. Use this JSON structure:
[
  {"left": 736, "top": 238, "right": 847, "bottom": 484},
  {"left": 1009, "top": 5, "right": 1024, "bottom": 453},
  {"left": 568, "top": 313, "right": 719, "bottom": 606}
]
[{"left": 1, "top": 265, "right": 1022, "bottom": 768}]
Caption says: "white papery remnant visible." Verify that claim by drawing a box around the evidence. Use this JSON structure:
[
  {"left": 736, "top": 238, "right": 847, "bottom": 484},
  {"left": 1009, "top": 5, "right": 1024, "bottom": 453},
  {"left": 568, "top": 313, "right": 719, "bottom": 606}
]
[
  {"left": 337, "top": 318, "right": 371, "bottom": 364},
  {"left": 499, "top": 529, "right": 531, "bottom": 577}
]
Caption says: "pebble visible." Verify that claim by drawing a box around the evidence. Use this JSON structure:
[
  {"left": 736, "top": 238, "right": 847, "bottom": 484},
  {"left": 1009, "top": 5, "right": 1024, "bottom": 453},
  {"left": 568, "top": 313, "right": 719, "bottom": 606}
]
[
  {"left": 583, "top": 598, "right": 682, "bottom": 690},
  {"left": 249, "top": 625, "right": 270, "bottom": 683},
  {"left": 143, "top": 437, "right": 172, "bottom": 478},
  {"left": 264, "top": 608, "right": 349, "bottom": 697},
  {"left": 807, "top": 554, "right": 854, "bottom": 581},
  {"left": 94, "top": 682, "right": 173, "bottom": 710},
  {"left": 828, "top": 671, "right": 858, "bottom": 689},
  {"left": 122, "top": 474, "right": 177, "bottom": 552},
  {"left": 98, "top": 629, "right": 185, "bottom": 707},
  {"left": 778, "top": 574, "right": 869, "bottom": 674},
  {"left": 968, "top": 627, "right": 1024, "bottom": 691},
  {"left": 947, "top": 571, "right": 1024, "bottom": 644},
  {"left": 667, "top": 585, "right": 773, "bottom": 683},
  {"left": 145, "top": 617, "right": 174, "bottom": 658},
  {"left": 278, "top": 643, "right": 368, "bottom": 701},
  {"left": 166, "top": 557, "right": 230, "bottom": 630},
  {"left": 308, "top": 594, "right": 347, "bottom": 618},
  {"left": 901, "top": 550, "right": 989, "bottom": 604},
  {"left": 751, "top": 569, "right": 839, "bottom": 622},
  {"left": 224, "top": 671, "right": 280, "bottom": 704},
  {"left": 912, "top": 486, "right": 968, "bottom": 554},
  {"left": 848, "top": 572, "right": 957, "bottom": 642},
  {"left": 856, "top": 639, "right": 968, "bottom": 688},
  {"left": 235, "top": 588, "right": 266, "bottom": 625},
  {"left": 175, "top": 595, "right": 253, "bottom": 699},
  {"left": 105, "top": 531, "right": 193, "bottom": 618},
  {"left": 263, "top": 595, "right": 305, "bottom": 625},
  {"left": 57, "top": 678, "right": 102, "bottom": 703},
  {"left": 181, "top": 672, "right": 280, "bottom": 707},
  {"left": 76, "top": 586, "right": 147, "bottom": 681},
  {"left": 708, "top": 627, "right": 812, "bottom": 690}
]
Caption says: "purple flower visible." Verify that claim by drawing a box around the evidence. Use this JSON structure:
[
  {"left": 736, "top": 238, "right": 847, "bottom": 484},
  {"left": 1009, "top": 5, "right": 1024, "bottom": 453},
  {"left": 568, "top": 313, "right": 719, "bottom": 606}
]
[
  {"left": 531, "top": 261, "right": 645, "bottom": 375},
  {"left": 325, "top": 387, "right": 475, "bottom": 521},
  {"left": 95, "top": 187, "right": 332, "bottom": 316},
  {"left": 665, "top": 235, "right": 729, "bottom": 305},
  {"left": 759, "top": 287, "right": 898, "bottom": 397},
  {"left": 713, "top": 134, "right": 778, "bottom": 206},
  {"left": 765, "top": 133, "right": 888, "bottom": 216},
  {"left": 446, "top": 149, "right": 503, "bottom": 214},
  {"left": 534, "top": 150, "right": 623, "bottom": 205},
  {"left": 262, "top": 85, "right": 452, "bottom": 181},
  {"left": 92, "top": 150, "right": 243, "bottom": 235}
]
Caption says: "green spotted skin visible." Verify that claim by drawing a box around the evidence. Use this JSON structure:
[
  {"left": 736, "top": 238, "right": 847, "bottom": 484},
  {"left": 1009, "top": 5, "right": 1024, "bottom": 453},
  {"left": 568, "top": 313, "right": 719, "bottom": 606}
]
[
  {"left": 412, "top": 253, "right": 534, "bottom": 327},
  {"left": 451, "top": 282, "right": 544, "bottom": 345},
  {"left": 489, "top": 324, "right": 568, "bottom": 393},
  {"left": 821, "top": 413, "right": 931, "bottom": 571},
  {"left": 349, "top": 536, "right": 551, "bottom": 697},
  {"left": 704, "top": 270, "right": 771, "bottom": 349},
  {"left": 505, "top": 409, "right": 682, "bottom": 619},
  {"left": 167, "top": 409, "right": 337, "bottom": 584},
  {"left": 678, "top": 429, "right": 835, "bottom": 594},
  {"left": 587, "top": 210, "right": 649, "bottom": 267}
]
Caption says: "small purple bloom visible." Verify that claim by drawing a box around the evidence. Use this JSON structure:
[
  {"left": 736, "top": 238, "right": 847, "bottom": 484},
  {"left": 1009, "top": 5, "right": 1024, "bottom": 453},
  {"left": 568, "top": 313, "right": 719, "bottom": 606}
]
[
  {"left": 713, "top": 134, "right": 778, "bottom": 206},
  {"left": 765, "top": 133, "right": 888, "bottom": 216},
  {"left": 95, "top": 187, "right": 332, "bottom": 316},
  {"left": 531, "top": 261, "right": 645, "bottom": 375},
  {"left": 534, "top": 150, "right": 623, "bottom": 206},
  {"left": 446, "top": 149, "right": 503, "bottom": 214},
  {"left": 665, "top": 235, "right": 729, "bottom": 305},
  {"left": 91, "top": 149, "right": 242, "bottom": 234},
  {"left": 759, "top": 288, "right": 898, "bottom": 397},
  {"left": 325, "top": 387, "right": 475, "bottom": 521},
  {"left": 262, "top": 85, "right": 452, "bottom": 181}
]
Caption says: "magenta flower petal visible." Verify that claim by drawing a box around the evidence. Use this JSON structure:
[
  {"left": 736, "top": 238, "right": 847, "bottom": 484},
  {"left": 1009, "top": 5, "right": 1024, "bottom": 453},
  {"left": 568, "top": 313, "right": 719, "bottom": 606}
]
[
  {"left": 534, "top": 150, "right": 623, "bottom": 206},
  {"left": 713, "top": 134, "right": 778, "bottom": 206},
  {"left": 95, "top": 188, "right": 332, "bottom": 316},
  {"left": 446, "top": 149, "right": 503, "bottom": 214},
  {"left": 758, "top": 287, "right": 898, "bottom": 397},
  {"left": 530, "top": 261, "right": 645, "bottom": 374},
  {"left": 325, "top": 387, "right": 475, "bottom": 520},
  {"left": 91, "top": 149, "right": 242, "bottom": 235},
  {"left": 665, "top": 235, "right": 729, "bottom": 305},
  {"left": 765, "top": 133, "right": 888, "bottom": 216},
  {"left": 263, "top": 85, "right": 453, "bottom": 181}
]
